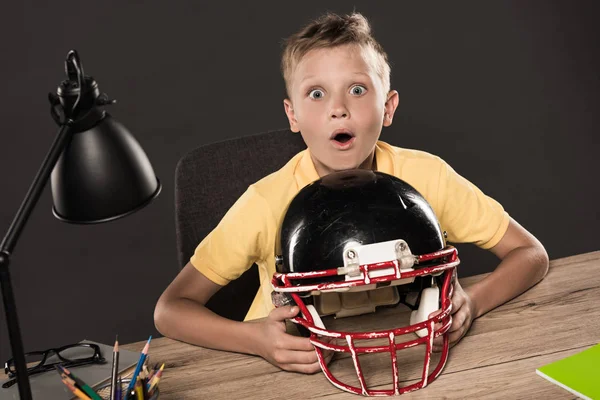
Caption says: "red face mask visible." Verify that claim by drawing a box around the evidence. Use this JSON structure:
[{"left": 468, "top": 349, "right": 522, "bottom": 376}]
[{"left": 272, "top": 245, "right": 459, "bottom": 396}]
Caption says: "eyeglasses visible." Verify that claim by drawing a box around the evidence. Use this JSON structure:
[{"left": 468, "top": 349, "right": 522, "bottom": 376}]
[{"left": 2, "top": 343, "right": 105, "bottom": 389}]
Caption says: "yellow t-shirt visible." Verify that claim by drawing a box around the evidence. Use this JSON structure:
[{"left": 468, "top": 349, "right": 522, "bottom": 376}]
[{"left": 190, "top": 141, "right": 510, "bottom": 321}]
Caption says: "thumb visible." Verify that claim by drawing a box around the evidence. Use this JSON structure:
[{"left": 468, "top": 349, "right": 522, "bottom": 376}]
[
  {"left": 268, "top": 305, "right": 299, "bottom": 322},
  {"left": 428, "top": 309, "right": 442, "bottom": 320}
]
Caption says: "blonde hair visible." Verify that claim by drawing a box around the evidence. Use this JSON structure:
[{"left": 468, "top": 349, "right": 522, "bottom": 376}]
[{"left": 281, "top": 12, "right": 391, "bottom": 98}]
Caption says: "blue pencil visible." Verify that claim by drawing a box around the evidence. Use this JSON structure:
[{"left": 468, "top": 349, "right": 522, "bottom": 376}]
[
  {"left": 124, "top": 336, "right": 152, "bottom": 395},
  {"left": 115, "top": 376, "right": 122, "bottom": 400}
]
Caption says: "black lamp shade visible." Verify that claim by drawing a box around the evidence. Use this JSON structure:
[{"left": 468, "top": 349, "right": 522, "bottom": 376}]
[{"left": 51, "top": 113, "right": 161, "bottom": 223}]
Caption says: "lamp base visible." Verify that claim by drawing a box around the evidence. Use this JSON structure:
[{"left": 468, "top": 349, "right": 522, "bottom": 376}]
[{"left": 0, "top": 251, "right": 33, "bottom": 400}]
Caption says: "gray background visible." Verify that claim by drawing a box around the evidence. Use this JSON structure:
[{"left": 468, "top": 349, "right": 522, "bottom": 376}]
[{"left": 0, "top": 1, "right": 598, "bottom": 362}]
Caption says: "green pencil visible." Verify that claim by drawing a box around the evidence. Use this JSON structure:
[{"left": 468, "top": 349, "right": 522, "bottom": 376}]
[{"left": 57, "top": 365, "right": 102, "bottom": 400}]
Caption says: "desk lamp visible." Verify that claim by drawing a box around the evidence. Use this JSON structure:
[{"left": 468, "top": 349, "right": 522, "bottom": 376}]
[{"left": 0, "top": 50, "right": 161, "bottom": 399}]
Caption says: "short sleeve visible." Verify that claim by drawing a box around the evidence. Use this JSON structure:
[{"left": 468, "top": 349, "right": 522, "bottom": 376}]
[
  {"left": 437, "top": 159, "right": 510, "bottom": 249},
  {"left": 190, "top": 185, "right": 272, "bottom": 285}
]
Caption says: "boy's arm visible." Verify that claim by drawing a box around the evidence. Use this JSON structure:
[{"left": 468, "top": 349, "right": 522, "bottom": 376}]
[
  {"left": 467, "top": 216, "right": 549, "bottom": 319},
  {"left": 432, "top": 217, "right": 549, "bottom": 351},
  {"left": 154, "top": 262, "right": 326, "bottom": 373},
  {"left": 154, "top": 262, "right": 254, "bottom": 353}
]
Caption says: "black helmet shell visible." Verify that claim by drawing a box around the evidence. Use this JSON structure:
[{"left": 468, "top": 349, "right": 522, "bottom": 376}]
[{"left": 275, "top": 169, "right": 445, "bottom": 278}]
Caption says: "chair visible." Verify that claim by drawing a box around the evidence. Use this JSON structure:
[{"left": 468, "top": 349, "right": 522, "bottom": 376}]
[{"left": 174, "top": 128, "right": 307, "bottom": 321}]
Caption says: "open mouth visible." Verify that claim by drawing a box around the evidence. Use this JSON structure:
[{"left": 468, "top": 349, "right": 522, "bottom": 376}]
[
  {"left": 333, "top": 133, "right": 353, "bottom": 143},
  {"left": 330, "top": 130, "right": 355, "bottom": 145}
]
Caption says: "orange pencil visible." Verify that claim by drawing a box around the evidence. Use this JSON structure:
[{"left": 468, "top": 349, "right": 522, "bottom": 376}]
[
  {"left": 57, "top": 365, "right": 102, "bottom": 400},
  {"left": 61, "top": 378, "right": 91, "bottom": 400},
  {"left": 60, "top": 374, "right": 78, "bottom": 388},
  {"left": 147, "top": 363, "right": 164, "bottom": 393},
  {"left": 146, "top": 363, "right": 160, "bottom": 381}
]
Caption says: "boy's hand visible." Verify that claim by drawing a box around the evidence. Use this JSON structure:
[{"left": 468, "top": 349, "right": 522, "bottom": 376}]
[
  {"left": 430, "top": 279, "right": 475, "bottom": 353},
  {"left": 255, "top": 305, "right": 332, "bottom": 374}
]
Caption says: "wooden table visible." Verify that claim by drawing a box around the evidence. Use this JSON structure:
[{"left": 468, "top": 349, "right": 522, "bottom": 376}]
[{"left": 124, "top": 251, "right": 600, "bottom": 399}]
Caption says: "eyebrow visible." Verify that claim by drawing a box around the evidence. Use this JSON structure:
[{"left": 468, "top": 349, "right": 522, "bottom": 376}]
[{"left": 300, "top": 72, "right": 371, "bottom": 84}]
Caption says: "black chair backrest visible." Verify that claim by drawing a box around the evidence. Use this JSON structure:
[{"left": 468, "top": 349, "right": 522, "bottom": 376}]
[{"left": 174, "top": 128, "right": 306, "bottom": 320}]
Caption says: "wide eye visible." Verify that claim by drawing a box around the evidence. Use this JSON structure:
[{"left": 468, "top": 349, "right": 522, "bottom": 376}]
[
  {"left": 350, "top": 85, "right": 367, "bottom": 96},
  {"left": 308, "top": 89, "right": 325, "bottom": 99}
]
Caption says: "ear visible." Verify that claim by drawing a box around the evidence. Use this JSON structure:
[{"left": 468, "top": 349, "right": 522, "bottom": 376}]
[
  {"left": 383, "top": 90, "right": 399, "bottom": 127},
  {"left": 283, "top": 99, "right": 300, "bottom": 132}
]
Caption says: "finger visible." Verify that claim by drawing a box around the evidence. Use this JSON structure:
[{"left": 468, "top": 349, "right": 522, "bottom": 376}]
[
  {"left": 450, "top": 293, "right": 466, "bottom": 316},
  {"left": 432, "top": 337, "right": 454, "bottom": 353},
  {"left": 280, "top": 360, "right": 323, "bottom": 374},
  {"left": 268, "top": 305, "right": 300, "bottom": 322},
  {"left": 431, "top": 339, "right": 447, "bottom": 353},
  {"left": 433, "top": 325, "right": 468, "bottom": 352},
  {"left": 279, "top": 334, "right": 317, "bottom": 351},
  {"left": 274, "top": 349, "right": 319, "bottom": 365},
  {"left": 316, "top": 346, "right": 334, "bottom": 363},
  {"left": 449, "top": 310, "right": 466, "bottom": 333},
  {"left": 314, "top": 336, "right": 335, "bottom": 347},
  {"left": 448, "top": 323, "right": 469, "bottom": 344},
  {"left": 322, "top": 349, "right": 335, "bottom": 365},
  {"left": 313, "top": 338, "right": 336, "bottom": 364},
  {"left": 432, "top": 345, "right": 444, "bottom": 353},
  {"left": 429, "top": 309, "right": 444, "bottom": 334}
]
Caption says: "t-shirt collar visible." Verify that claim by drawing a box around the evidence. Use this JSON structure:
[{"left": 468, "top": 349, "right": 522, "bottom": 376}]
[{"left": 294, "top": 141, "right": 393, "bottom": 190}]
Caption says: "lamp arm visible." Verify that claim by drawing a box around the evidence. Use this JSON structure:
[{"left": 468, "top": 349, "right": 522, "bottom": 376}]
[{"left": 0, "top": 122, "right": 74, "bottom": 400}]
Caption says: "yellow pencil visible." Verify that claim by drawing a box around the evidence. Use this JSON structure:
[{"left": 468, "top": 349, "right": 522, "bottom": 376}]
[
  {"left": 61, "top": 378, "right": 92, "bottom": 400},
  {"left": 60, "top": 374, "right": 77, "bottom": 388},
  {"left": 134, "top": 377, "right": 144, "bottom": 400},
  {"left": 147, "top": 363, "right": 164, "bottom": 392}
]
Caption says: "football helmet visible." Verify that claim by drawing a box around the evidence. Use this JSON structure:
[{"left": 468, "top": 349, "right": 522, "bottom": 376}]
[{"left": 271, "top": 169, "right": 459, "bottom": 396}]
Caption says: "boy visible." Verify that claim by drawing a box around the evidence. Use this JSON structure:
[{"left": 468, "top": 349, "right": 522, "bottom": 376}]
[{"left": 154, "top": 12, "right": 549, "bottom": 374}]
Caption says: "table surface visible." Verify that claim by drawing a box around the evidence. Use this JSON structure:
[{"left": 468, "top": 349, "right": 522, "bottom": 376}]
[{"left": 123, "top": 250, "right": 600, "bottom": 399}]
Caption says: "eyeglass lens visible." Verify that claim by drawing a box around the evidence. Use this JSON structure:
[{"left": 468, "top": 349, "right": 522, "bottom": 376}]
[{"left": 7, "top": 344, "right": 98, "bottom": 373}]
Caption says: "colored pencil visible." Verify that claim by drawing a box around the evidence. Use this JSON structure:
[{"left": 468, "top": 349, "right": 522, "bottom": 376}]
[
  {"left": 115, "top": 376, "right": 122, "bottom": 400},
  {"left": 140, "top": 374, "right": 149, "bottom": 399},
  {"left": 54, "top": 366, "right": 85, "bottom": 397},
  {"left": 126, "top": 387, "right": 137, "bottom": 400},
  {"left": 110, "top": 335, "right": 120, "bottom": 400},
  {"left": 141, "top": 364, "right": 149, "bottom": 380},
  {"left": 54, "top": 367, "right": 77, "bottom": 388},
  {"left": 146, "top": 363, "right": 160, "bottom": 382},
  {"left": 61, "top": 378, "right": 91, "bottom": 400},
  {"left": 147, "top": 363, "right": 164, "bottom": 392},
  {"left": 125, "top": 336, "right": 152, "bottom": 394},
  {"left": 134, "top": 377, "right": 144, "bottom": 400},
  {"left": 57, "top": 365, "right": 102, "bottom": 400}
]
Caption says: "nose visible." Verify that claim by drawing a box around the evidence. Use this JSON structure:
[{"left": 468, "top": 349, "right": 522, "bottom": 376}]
[{"left": 329, "top": 97, "right": 349, "bottom": 119}]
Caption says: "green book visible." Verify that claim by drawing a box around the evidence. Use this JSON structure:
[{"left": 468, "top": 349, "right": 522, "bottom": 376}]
[{"left": 536, "top": 343, "right": 600, "bottom": 400}]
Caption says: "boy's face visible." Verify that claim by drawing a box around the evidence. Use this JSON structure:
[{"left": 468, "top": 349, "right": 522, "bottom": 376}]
[{"left": 284, "top": 44, "right": 398, "bottom": 177}]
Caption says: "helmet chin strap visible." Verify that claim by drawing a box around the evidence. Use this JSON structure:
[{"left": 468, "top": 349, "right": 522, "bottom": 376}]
[{"left": 409, "top": 285, "right": 441, "bottom": 337}]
